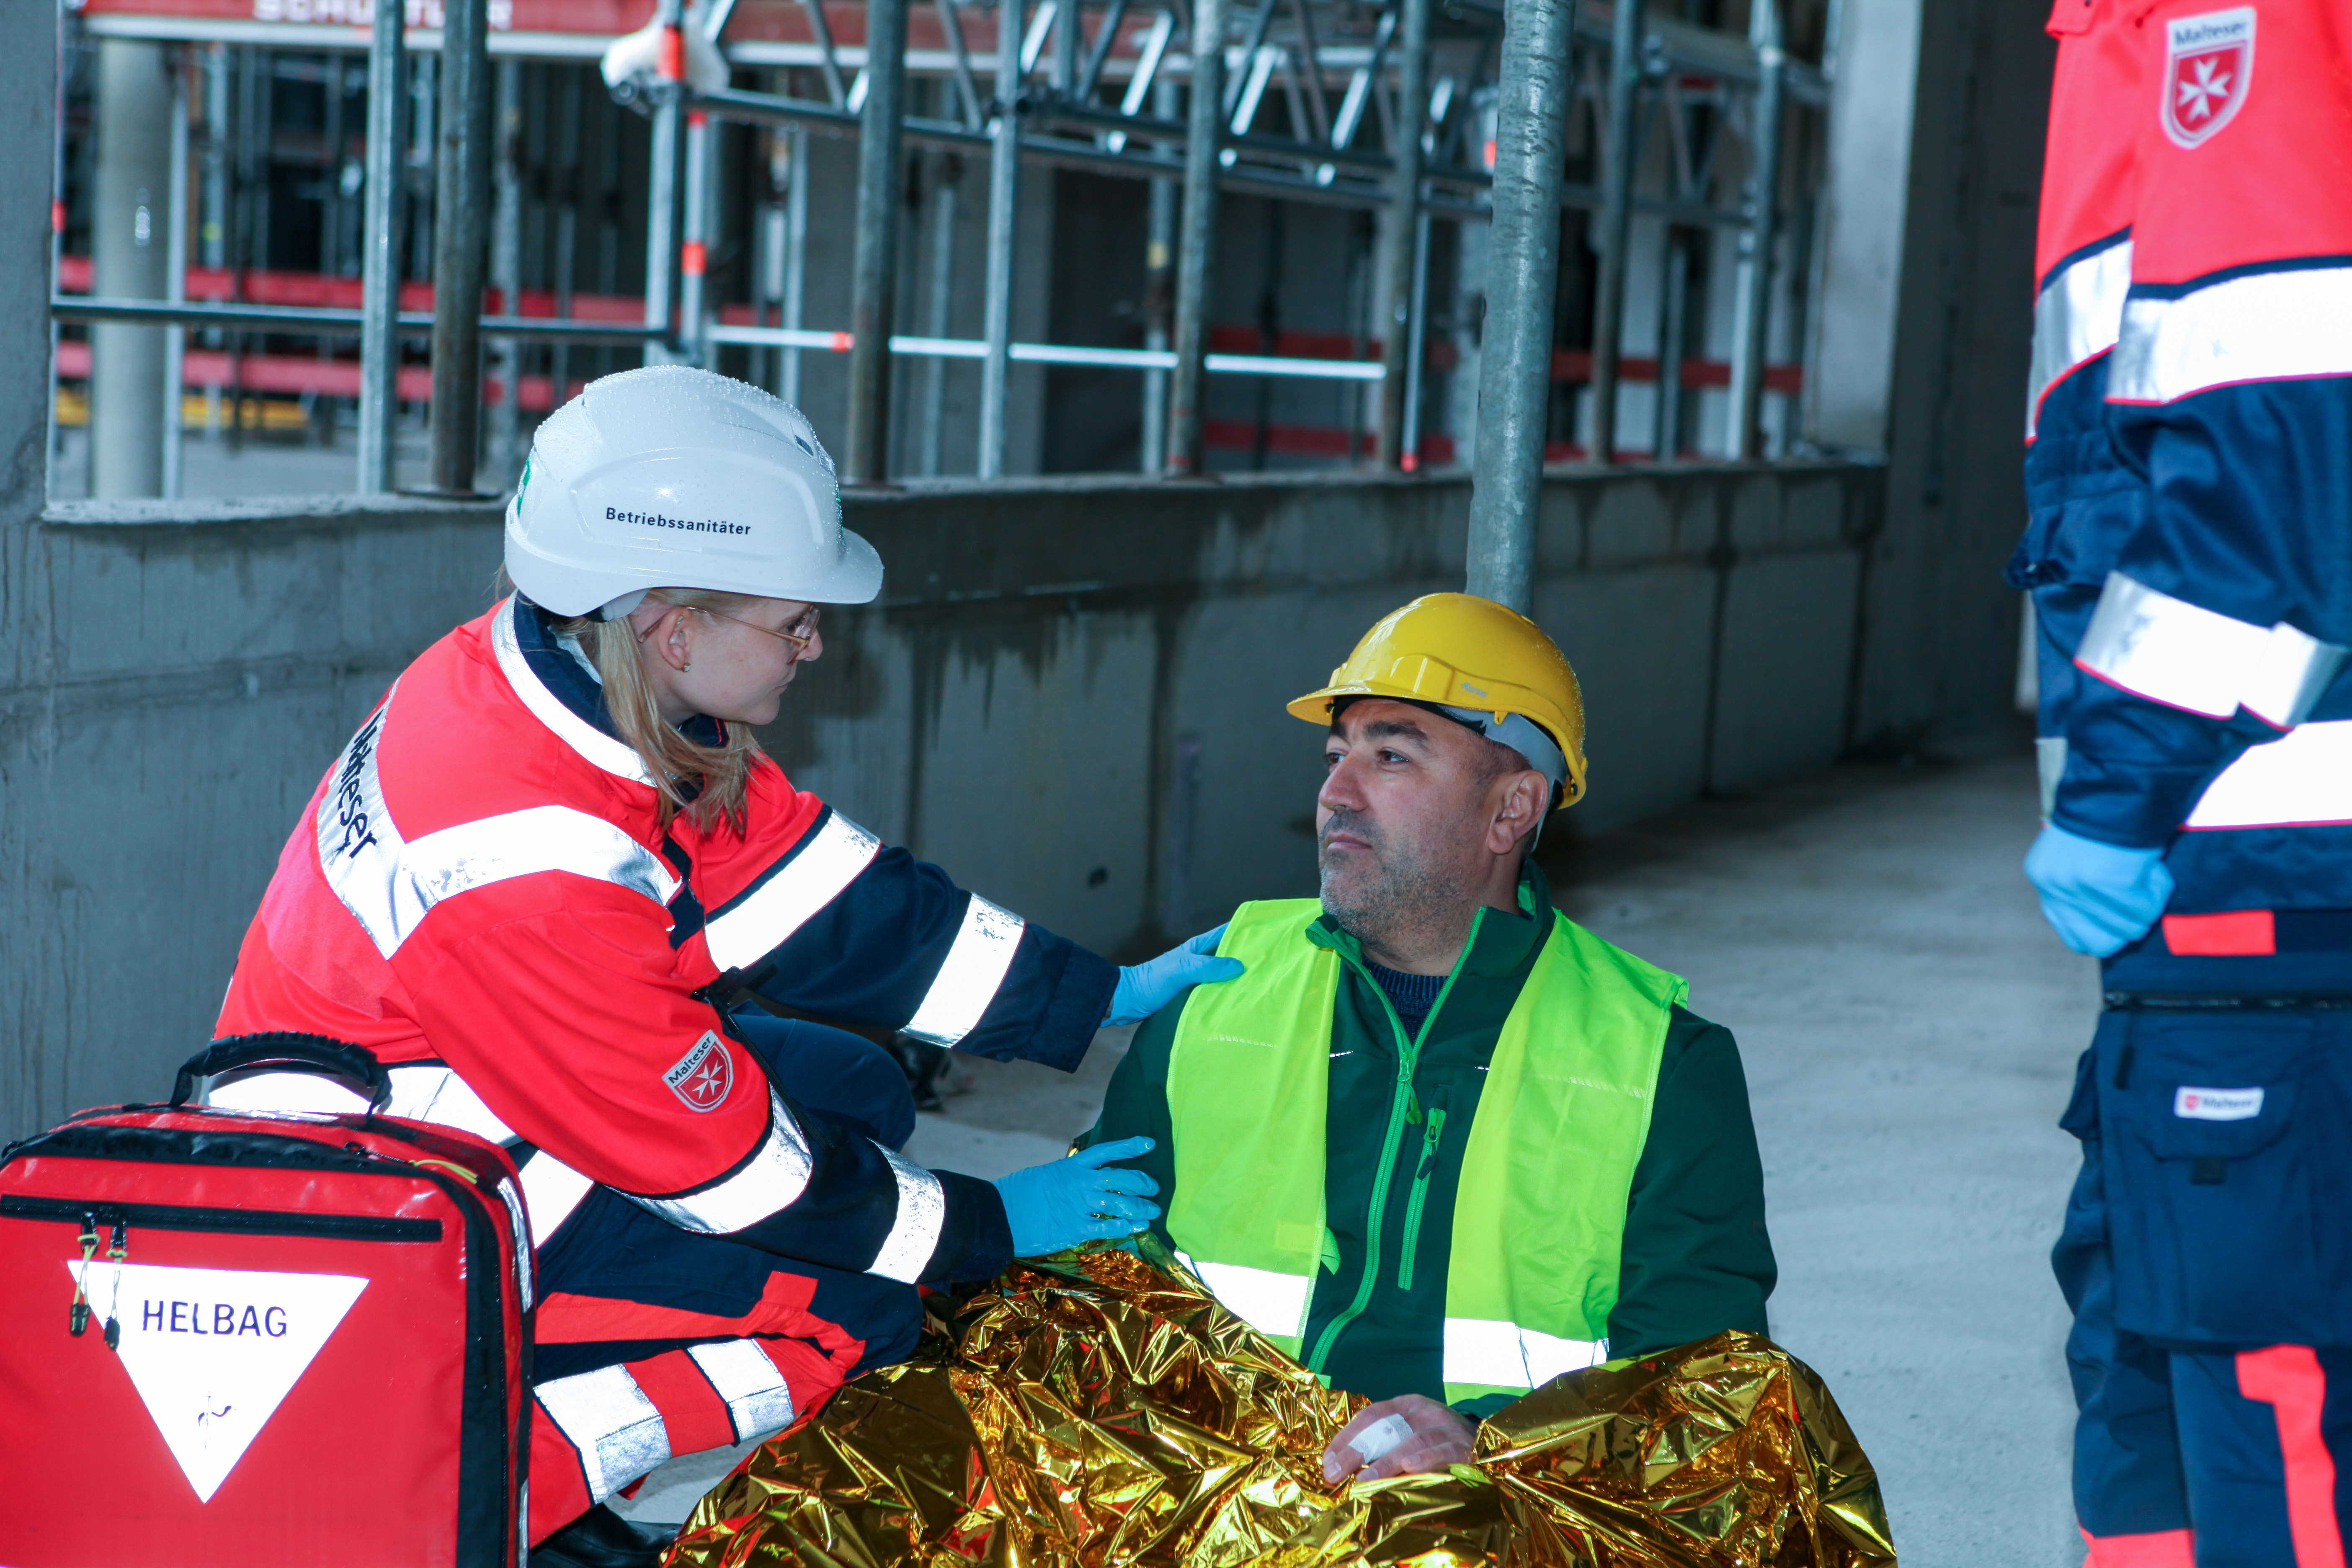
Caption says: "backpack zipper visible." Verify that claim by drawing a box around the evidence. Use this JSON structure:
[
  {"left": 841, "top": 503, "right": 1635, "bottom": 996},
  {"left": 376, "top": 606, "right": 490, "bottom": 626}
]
[
  {"left": 1302, "top": 951, "right": 1468, "bottom": 1375},
  {"left": 1, "top": 1194, "right": 442, "bottom": 1243},
  {"left": 1394, "top": 1104, "right": 1448, "bottom": 1293}
]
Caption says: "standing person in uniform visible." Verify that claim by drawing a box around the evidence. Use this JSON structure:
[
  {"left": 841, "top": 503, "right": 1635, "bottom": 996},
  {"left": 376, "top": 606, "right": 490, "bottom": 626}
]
[
  {"left": 206, "top": 366, "right": 1239, "bottom": 1565},
  {"left": 2015, "top": 3, "right": 2352, "bottom": 1560}
]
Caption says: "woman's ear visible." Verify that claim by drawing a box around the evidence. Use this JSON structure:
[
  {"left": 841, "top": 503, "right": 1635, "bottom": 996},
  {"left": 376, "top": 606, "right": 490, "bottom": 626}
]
[{"left": 634, "top": 604, "right": 696, "bottom": 674}]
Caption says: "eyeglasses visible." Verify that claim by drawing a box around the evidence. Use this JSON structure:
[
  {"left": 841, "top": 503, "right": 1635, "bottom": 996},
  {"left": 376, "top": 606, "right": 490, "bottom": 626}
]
[{"left": 706, "top": 604, "right": 821, "bottom": 658}]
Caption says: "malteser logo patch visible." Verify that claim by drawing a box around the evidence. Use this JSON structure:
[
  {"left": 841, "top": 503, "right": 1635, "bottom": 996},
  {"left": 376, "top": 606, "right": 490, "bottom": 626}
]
[
  {"left": 2163, "top": 7, "right": 2254, "bottom": 149},
  {"left": 2174, "top": 1085, "right": 2264, "bottom": 1121},
  {"left": 665, "top": 1029, "right": 735, "bottom": 1112}
]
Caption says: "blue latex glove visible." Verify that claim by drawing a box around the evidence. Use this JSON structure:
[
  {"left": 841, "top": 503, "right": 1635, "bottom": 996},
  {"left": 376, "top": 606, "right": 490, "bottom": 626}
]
[
  {"left": 1107, "top": 925, "right": 1245, "bottom": 1026},
  {"left": 2024, "top": 823, "right": 2175, "bottom": 957},
  {"left": 990, "top": 1137, "right": 1161, "bottom": 1256}
]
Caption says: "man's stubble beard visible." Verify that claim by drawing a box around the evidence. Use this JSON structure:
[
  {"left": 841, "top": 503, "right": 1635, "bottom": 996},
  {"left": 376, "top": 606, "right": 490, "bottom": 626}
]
[{"left": 1318, "top": 807, "right": 1478, "bottom": 956}]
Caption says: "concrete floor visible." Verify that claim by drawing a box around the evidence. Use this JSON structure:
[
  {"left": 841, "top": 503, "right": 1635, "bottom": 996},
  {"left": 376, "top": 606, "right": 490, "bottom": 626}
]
[{"left": 623, "top": 750, "right": 2100, "bottom": 1563}]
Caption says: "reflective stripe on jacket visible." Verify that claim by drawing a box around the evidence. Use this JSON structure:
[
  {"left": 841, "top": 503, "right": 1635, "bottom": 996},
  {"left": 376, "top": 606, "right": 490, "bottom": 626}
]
[
  {"left": 214, "top": 594, "right": 1117, "bottom": 1283},
  {"left": 1162, "top": 896, "right": 1685, "bottom": 1406}
]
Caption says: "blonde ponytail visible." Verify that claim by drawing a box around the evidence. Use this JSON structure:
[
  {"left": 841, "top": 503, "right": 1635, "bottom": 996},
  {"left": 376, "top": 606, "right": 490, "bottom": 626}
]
[{"left": 548, "top": 588, "right": 770, "bottom": 833}]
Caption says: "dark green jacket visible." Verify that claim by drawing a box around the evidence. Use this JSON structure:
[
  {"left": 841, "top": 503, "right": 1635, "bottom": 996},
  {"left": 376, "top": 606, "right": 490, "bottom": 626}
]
[{"left": 1081, "top": 862, "right": 1776, "bottom": 1417}]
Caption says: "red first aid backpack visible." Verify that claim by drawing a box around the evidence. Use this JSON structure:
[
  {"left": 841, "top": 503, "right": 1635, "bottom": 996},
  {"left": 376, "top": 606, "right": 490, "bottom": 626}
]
[{"left": 0, "top": 1037, "right": 531, "bottom": 1568}]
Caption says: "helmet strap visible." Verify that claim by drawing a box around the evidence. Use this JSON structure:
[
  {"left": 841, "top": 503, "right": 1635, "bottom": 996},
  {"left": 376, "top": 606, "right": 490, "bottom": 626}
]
[{"left": 599, "top": 590, "right": 649, "bottom": 622}]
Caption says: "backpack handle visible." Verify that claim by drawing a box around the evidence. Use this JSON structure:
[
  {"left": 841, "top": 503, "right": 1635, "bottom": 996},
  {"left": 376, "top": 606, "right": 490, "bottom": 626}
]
[{"left": 173, "top": 1034, "right": 393, "bottom": 1111}]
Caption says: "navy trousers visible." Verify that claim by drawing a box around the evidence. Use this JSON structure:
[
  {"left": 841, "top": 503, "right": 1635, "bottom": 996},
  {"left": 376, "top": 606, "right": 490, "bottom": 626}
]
[
  {"left": 525, "top": 1016, "right": 929, "bottom": 1540},
  {"left": 2058, "top": 1008, "right": 2352, "bottom": 1566}
]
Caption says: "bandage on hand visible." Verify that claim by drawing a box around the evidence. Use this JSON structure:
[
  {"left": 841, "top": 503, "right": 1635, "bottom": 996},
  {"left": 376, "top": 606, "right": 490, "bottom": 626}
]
[
  {"left": 1321, "top": 1394, "right": 1477, "bottom": 1484},
  {"left": 1346, "top": 1413, "right": 1414, "bottom": 1467}
]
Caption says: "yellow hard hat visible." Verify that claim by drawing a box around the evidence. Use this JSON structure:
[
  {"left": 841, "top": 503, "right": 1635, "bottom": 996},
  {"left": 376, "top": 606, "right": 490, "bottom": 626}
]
[{"left": 1287, "top": 593, "right": 1589, "bottom": 808}]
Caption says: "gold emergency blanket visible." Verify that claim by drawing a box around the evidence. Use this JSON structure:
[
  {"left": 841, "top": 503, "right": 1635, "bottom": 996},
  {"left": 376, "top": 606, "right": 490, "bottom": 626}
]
[{"left": 665, "top": 1246, "right": 1896, "bottom": 1568}]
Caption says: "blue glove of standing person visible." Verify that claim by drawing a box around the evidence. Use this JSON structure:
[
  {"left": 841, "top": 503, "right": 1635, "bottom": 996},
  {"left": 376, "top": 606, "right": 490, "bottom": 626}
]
[
  {"left": 1107, "top": 926, "right": 1245, "bottom": 1026},
  {"left": 2024, "top": 823, "right": 2175, "bottom": 957},
  {"left": 990, "top": 1137, "right": 1161, "bottom": 1256}
]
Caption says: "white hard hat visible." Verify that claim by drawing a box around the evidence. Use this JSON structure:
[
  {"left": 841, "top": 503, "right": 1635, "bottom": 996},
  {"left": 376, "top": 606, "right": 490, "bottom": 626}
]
[{"left": 505, "top": 365, "right": 882, "bottom": 618}]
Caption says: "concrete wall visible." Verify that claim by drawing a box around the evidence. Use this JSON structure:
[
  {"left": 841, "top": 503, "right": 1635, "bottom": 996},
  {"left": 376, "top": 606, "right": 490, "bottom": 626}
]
[
  {"left": 3, "top": 462, "right": 1879, "bottom": 1140},
  {"left": 1852, "top": 0, "right": 2053, "bottom": 749}
]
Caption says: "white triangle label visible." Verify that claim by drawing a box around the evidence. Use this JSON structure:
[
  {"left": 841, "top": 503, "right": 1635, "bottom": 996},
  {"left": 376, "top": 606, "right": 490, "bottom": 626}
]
[{"left": 67, "top": 1261, "right": 368, "bottom": 1503}]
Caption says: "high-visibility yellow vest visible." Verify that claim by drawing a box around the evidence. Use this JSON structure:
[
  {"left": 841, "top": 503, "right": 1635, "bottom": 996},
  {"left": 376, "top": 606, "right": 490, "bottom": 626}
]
[{"left": 1164, "top": 898, "right": 1685, "bottom": 1404}]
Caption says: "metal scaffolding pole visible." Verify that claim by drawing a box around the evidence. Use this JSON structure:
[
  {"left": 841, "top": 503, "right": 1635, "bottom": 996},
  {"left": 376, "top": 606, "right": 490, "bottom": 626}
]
[
  {"left": 1140, "top": 162, "right": 1173, "bottom": 473},
  {"left": 643, "top": 0, "right": 686, "bottom": 367},
  {"left": 780, "top": 121, "right": 810, "bottom": 406},
  {"left": 918, "top": 160, "right": 958, "bottom": 476},
  {"left": 846, "top": 0, "right": 912, "bottom": 483},
  {"left": 1584, "top": 0, "right": 1643, "bottom": 466},
  {"left": 1463, "top": 0, "right": 1577, "bottom": 612},
  {"left": 1652, "top": 228, "right": 1688, "bottom": 459},
  {"left": 488, "top": 54, "right": 523, "bottom": 482},
  {"left": 428, "top": 0, "right": 493, "bottom": 493},
  {"left": 1725, "top": 0, "right": 1784, "bottom": 459},
  {"left": 977, "top": 0, "right": 1023, "bottom": 479},
  {"left": 356, "top": 0, "right": 406, "bottom": 493},
  {"left": 90, "top": 39, "right": 172, "bottom": 500},
  {"left": 1399, "top": 205, "right": 1431, "bottom": 467},
  {"left": 1372, "top": 0, "right": 1429, "bottom": 470},
  {"left": 680, "top": 108, "right": 713, "bottom": 366},
  {"left": 1165, "top": 0, "right": 1230, "bottom": 475},
  {"left": 161, "top": 50, "right": 189, "bottom": 500}
]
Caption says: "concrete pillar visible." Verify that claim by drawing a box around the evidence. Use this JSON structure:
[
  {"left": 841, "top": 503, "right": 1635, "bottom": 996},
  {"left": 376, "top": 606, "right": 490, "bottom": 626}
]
[
  {"left": 1803, "top": 0, "right": 1926, "bottom": 453},
  {"left": 90, "top": 40, "right": 174, "bottom": 500}
]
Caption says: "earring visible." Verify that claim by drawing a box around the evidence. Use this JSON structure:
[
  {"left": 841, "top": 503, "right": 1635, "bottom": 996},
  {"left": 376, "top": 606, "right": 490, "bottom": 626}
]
[{"left": 683, "top": 661, "right": 694, "bottom": 673}]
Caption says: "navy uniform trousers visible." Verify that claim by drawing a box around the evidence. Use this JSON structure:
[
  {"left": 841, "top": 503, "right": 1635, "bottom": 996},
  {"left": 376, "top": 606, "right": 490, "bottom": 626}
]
[
  {"left": 2058, "top": 1006, "right": 2352, "bottom": 1568},
  {"left": 524, "top": 1015, "right": 928, "bottom": 1542}
]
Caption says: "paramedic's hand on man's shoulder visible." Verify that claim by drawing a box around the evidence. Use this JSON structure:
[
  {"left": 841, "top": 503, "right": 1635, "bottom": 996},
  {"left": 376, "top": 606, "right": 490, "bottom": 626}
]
[
  {"left": 991, "top": 1137, "right": 1161, "bottom": 1256},
  {"left": 1106, "top": 926, "right": 1245, "bottom": 1026},
  {"left": 1322, "top": 1395, "right": 1476, "bottom": 1483}
]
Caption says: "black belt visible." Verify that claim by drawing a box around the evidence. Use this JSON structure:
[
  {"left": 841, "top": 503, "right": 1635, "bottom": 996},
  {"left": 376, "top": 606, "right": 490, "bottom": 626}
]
[{"left": 2105, "top": 991, "right": 2352, "bottom": 1011}]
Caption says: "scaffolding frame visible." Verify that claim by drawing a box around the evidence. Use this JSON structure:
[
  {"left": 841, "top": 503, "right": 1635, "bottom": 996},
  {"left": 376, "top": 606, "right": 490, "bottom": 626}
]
[{"left": 51, "top": 0, "right": 1835, "bottom": 493}]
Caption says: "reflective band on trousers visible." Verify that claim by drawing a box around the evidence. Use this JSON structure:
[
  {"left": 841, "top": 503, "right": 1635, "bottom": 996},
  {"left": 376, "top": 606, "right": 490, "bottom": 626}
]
[
  {"left": 686, "top": 1340, "right": 797, "bottom": 1444},
  {"left": 2027, "top": 237, "right": 2132, "bottom": 438},
  {"left": 2188, "top": 720, "right": 2352, "bottom": 829},
  {"left": 701, "top": 808, "right": 882, "bottom": 972},
  {"left": 902, "top": 894, "right": 1026, "bottom": 1047},
  {"left": 535, "top": 1364, "right": 671, "bottom": 1504},
  {"left": 622, "top": 1088, "right": 816, "bottom": 1235},
  {"left": 2109, "top": 265, "right": 2352, "bottom": 406},
  {"left": 1442, "top": 1318, "right": 1608, "bottom": 1391},
  {"left": 315, "top": 694, "right": 680, "bottom": 960},
  {"left": 2076, "top": 572, "right": 2346, "bottom": 729}
]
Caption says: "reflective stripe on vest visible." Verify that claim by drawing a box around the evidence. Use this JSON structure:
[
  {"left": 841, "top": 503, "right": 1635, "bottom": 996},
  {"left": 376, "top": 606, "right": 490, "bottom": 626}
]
[{"left": 1164, "top": 899, "right": 1684, "bottom": 1405}]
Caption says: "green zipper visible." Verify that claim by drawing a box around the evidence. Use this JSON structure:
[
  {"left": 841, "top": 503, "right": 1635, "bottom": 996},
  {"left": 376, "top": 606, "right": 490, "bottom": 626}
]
[
  {"left": 1302, "top": 936, "right": 1474, "bottom": 1375},
  {"left": 1394, "top": 1104, "right": 1447, "bottom": 1292}
]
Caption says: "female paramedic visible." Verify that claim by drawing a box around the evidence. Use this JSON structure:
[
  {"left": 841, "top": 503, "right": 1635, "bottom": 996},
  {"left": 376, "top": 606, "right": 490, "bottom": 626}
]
[{"left": 205, "top": 365, "right": 1235, "bottom": 1565}]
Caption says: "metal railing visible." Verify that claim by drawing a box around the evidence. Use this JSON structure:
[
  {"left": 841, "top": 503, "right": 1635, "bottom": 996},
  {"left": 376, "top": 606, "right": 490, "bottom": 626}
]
[{"left": 53, "top": 0, "right": 1833, "bottom": 494}]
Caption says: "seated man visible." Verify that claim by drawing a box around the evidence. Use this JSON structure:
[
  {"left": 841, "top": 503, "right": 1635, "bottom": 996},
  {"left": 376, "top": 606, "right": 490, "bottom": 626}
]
[{"left": 1081, "top": 593, "right": 1775, "bottom": 1483}]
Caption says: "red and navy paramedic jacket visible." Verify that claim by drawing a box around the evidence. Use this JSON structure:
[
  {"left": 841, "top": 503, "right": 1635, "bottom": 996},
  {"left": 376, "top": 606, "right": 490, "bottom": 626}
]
[
  {"left": 2021, "top": 0, "right": 2352, "bottom": 993},
  {"left": 2012, "top": 0, "right": 2147, "bottom": 815},
  {"left": 214, "top": 594, "right": 1117, "bottom": 1277}
]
